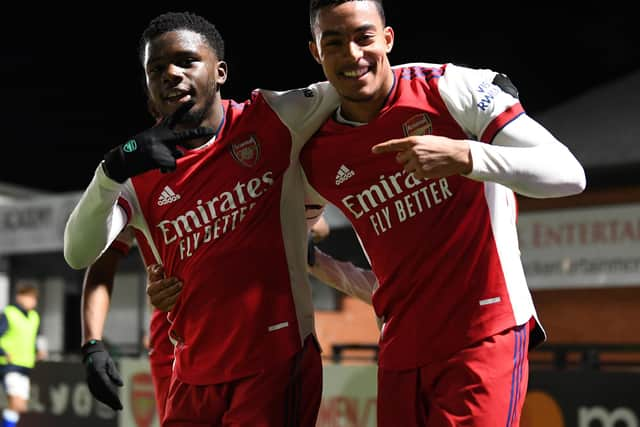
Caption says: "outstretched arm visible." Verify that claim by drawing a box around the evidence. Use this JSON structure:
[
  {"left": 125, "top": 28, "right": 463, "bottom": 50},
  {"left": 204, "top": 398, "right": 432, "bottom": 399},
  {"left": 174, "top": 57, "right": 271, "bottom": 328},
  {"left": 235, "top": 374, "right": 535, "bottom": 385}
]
[
  {"left": 308, "top": 247, "right": 377, "bottom": 305},
  {"left": 306, "top": 213, "right": 377, "bottom": 305}
]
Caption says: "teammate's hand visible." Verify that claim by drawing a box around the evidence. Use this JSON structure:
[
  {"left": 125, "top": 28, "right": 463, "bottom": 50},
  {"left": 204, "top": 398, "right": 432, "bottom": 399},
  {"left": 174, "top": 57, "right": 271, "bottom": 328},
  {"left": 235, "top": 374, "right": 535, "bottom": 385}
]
[
  {"left": 146, "top": 264, "right": 182, "bottom": 312},
  {"left": 81, "top": 339, "right": 123, "bottom": 411},
  {"left": 310, "top": 214, "right": 330, "bottom": 243},
  {"left": 305, "top": 203, "right": 325, "bottom": 231},
  {"left": 371, "top": 135, "right": 472, "bottom": 179},
  {"left": 102, "top": 101, "right": 215, "bottom": 182}
]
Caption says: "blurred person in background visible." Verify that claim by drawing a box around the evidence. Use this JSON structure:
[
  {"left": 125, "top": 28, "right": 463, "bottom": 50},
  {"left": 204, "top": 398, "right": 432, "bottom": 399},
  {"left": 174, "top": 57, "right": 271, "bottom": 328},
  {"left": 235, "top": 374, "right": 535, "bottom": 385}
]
[{"left": 0, "top": 283, "right": 48, "bottom": 427}]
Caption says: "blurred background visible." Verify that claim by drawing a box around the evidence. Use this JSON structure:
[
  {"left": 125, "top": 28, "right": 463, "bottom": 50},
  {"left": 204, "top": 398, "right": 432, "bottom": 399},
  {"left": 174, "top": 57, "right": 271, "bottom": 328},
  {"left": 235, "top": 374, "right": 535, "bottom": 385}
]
[{"left": 0, "top": 3, "right": 639, "bottom": 426}]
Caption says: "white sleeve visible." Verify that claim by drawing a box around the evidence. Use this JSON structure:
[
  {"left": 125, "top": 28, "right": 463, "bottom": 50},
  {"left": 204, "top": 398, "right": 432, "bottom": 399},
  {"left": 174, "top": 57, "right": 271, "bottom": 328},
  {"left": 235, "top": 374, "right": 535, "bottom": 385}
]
[
  {"left": 438, "top": 63, "right": 586, "bottom": 198},
  {"left": 258, "top": 81, "right": 340, "bottom": 148},
  {"left": 63, "top": 162, "right": 128, "bottom": 269},
  {"left": 309, "top": 248, "right": 377, "bottom": 305},
  {"left": 465, "top": 114, "right": 586, "bottom": 198}
]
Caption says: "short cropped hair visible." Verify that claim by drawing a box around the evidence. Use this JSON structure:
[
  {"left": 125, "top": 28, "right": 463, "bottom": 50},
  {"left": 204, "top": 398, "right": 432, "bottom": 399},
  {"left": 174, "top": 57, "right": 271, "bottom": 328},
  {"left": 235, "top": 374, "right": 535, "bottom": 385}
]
[
  {"left": 309, "top": 0, "right": 385, "bottom": 30},
  {"left": 138, "top": 11, "right": 225, "bottom": 64}
]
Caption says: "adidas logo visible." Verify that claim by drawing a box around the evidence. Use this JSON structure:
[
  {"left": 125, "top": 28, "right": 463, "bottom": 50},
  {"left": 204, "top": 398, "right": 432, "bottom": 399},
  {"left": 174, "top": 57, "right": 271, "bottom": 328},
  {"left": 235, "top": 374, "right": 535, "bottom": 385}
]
[
  {"left": 157, "top": 186, "right": 181, "bottom": 206},
  {"left": 335, "top": 165, "right": 355, "bottom": 186}
]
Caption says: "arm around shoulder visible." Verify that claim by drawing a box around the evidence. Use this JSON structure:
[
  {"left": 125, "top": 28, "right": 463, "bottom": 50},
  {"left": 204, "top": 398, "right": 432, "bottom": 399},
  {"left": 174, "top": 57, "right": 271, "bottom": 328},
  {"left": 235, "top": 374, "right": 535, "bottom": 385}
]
[{"left": 309, "top": 248, "right": 377, "bottom": 305}]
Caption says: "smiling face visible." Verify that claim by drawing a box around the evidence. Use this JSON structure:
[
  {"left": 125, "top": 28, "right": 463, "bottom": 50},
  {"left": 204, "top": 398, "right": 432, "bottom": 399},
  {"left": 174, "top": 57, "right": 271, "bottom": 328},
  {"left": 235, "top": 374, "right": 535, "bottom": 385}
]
[
  {"left": 143, "top": 29, "right": 227, "bottom": 131},
  {"left": 309, "top": 1, "right": 394, "bottom": 119}
]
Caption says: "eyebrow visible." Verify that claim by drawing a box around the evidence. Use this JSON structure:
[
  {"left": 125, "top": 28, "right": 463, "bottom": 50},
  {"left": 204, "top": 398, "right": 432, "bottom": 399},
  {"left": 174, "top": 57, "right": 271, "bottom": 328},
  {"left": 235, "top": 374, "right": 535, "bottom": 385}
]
[
  {"left": 321, "top": 23, "right": 377, "bottom": 39},
  {"left": 146, "top": 50, "right": 201, "bottom": 67}
]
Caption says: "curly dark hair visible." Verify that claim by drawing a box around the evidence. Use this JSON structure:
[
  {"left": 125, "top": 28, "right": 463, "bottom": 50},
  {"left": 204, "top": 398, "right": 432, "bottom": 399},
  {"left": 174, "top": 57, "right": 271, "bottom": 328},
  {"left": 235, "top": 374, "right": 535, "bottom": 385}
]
[{"left": 138, "top": 11, "right": 225, "bottom": 64}]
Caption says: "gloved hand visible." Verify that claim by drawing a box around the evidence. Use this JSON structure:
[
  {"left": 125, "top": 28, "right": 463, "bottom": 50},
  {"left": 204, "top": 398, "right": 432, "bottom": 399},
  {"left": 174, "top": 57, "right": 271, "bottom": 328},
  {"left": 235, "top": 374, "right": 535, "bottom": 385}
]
[
  {"left": 103, "top": 101, "right": 215, "bottom": 182},
  {"left": 81, "top": 339, "right": 123, "bottom": 411},
  {"left": 307, "top": 234, "right": 316, "bottom": 267}
]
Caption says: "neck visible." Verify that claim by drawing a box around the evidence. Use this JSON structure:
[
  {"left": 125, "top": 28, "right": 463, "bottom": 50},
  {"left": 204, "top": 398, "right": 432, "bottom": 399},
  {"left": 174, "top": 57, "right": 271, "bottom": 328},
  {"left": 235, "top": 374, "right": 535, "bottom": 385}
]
[{"left": 339, "top": 98, "right": 385, "bottom": 124}]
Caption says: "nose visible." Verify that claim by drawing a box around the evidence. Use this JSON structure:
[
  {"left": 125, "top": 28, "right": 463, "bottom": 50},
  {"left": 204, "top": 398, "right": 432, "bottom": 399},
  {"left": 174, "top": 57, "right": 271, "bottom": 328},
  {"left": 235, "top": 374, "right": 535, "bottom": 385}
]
[
  {"left": 162, "top": 63, "right": 184, "bottom": 85},
  {"left": 347, "top": 41, "right": 363, "bottom": 60}
]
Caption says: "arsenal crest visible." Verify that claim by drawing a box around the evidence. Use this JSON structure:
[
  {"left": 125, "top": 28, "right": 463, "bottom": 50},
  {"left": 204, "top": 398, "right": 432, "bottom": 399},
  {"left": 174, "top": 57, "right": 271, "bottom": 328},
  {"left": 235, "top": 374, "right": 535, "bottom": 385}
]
[
  {"left": 231, "top": 135, "right": 261, "bottom": 167},
  {"left": 402, "top": 113, "right": 433, "bottom": 137},
  {"left": 130, "top": 372, "right": 156, "bottom": 427}
]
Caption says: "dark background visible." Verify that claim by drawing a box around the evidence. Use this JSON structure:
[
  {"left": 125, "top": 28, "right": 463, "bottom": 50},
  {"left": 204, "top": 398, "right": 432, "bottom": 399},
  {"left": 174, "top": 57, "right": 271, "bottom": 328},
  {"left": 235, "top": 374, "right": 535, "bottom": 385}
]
[{"left": 2, "top": 4, "right": 638, "bottom": 193}]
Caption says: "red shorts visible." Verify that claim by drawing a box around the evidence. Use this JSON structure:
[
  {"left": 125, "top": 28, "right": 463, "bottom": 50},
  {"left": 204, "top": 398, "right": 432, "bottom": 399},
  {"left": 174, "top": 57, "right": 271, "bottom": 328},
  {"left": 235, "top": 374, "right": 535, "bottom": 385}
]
[
  {"left": 377, "top": 323, "right": 530, "bottom": 427},
  {"left": 162, "top": 335, "right": 322, "bottom": 426}
]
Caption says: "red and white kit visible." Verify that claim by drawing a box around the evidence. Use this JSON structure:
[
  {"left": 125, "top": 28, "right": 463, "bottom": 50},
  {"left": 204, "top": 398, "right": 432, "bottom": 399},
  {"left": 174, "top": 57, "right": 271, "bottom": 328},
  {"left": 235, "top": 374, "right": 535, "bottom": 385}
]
[
  {"left": 64, "top": 82, "right": 339, "bottom": 425},
  {"left": 301, "top": 62, "right": 584, "bottom": 424},
  {"left": 301, "top": 63, "right": 586, "bottom": 368}
]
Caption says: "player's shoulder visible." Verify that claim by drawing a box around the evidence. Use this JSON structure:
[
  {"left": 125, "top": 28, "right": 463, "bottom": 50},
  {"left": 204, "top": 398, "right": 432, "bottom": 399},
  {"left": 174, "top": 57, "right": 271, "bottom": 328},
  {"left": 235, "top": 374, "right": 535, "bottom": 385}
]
[
  {"left": 391, "top": 62, "right": 445, "bottom": 80},
  {"left": 255, "top": 81, "right": 338, "bottom": 110},
  {"left": 256, "top": 80, "right": 335, "bottom": 98},
  {"left": 402, "top": 61, "right": 501, "bottom": 80},
  {"left": 436, "top": 63, "right": 520, "bottom": 99},
  {"left": 252, "top": 82, "right": 340, "bottom": 130},
  {"left": 439, "top": 62, "right": 502, "bottom": 84},
  {"left": 392, "top": 62, "right": 445, "bottom": 72}
]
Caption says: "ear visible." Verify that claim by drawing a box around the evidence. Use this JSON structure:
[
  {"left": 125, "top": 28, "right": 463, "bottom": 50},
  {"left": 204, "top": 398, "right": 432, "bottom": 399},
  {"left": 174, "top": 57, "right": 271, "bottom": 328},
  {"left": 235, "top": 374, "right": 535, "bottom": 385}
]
[
  {"left": 216, "top": 61, "right": 228, "bottom": 85},
  {"left": 309, "top": 41, "right": 322, "bottom": 65},
  {"left": 384, "top": 26, "right": 395, "bottom": 53}
]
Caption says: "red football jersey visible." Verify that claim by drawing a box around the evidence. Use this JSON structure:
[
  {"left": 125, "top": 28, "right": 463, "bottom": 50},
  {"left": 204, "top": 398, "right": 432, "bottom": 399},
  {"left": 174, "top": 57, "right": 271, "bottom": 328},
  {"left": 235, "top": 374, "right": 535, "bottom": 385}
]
[
  {"left": 116, "top": 84, "right": 338, "bottom": 384},
  {"left": 301, "top": 63, "right": 541, "bottom": 370}
]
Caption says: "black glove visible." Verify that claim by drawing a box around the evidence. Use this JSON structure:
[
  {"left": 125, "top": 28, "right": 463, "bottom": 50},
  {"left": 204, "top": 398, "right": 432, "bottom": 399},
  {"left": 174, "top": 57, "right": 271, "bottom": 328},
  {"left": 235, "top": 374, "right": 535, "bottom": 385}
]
[
  {"left": 81, "top": 339, "right": 123, "bottom": 411},
  {"left": 103, "top": 101, "right": 215, "bottom": 182},
  {"left": 307, "top": 234, "right": 316, "bottom": 267}
]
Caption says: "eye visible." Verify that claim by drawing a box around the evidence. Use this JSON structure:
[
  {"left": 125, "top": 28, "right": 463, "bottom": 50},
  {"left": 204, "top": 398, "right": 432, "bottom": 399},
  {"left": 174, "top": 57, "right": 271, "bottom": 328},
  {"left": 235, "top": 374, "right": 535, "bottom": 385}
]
[
  {"left": 147, "top": 62, "right": 165, "bottom": 75},
  {"left": 322, "top": 38, "right": 342, "bottom": 48},
  {"left": 178, "top": 57, "right": 198, "bottom": 67},
  {"left": 357, "top": 33, "right": 376, "bottom": 45}
]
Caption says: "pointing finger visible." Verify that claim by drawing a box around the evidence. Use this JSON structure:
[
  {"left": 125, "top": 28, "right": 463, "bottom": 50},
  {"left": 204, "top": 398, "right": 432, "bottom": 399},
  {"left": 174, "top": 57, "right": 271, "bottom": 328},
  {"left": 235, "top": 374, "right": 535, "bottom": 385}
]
[
  {"left": 170, "top": 127, "right": 216, "bottom": 143},
  {"left": 371, "top": 138, "right": 413, "bottom": 154},
  {"left": 396, "top": 150, "right": 413, "bottom": 165}
]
